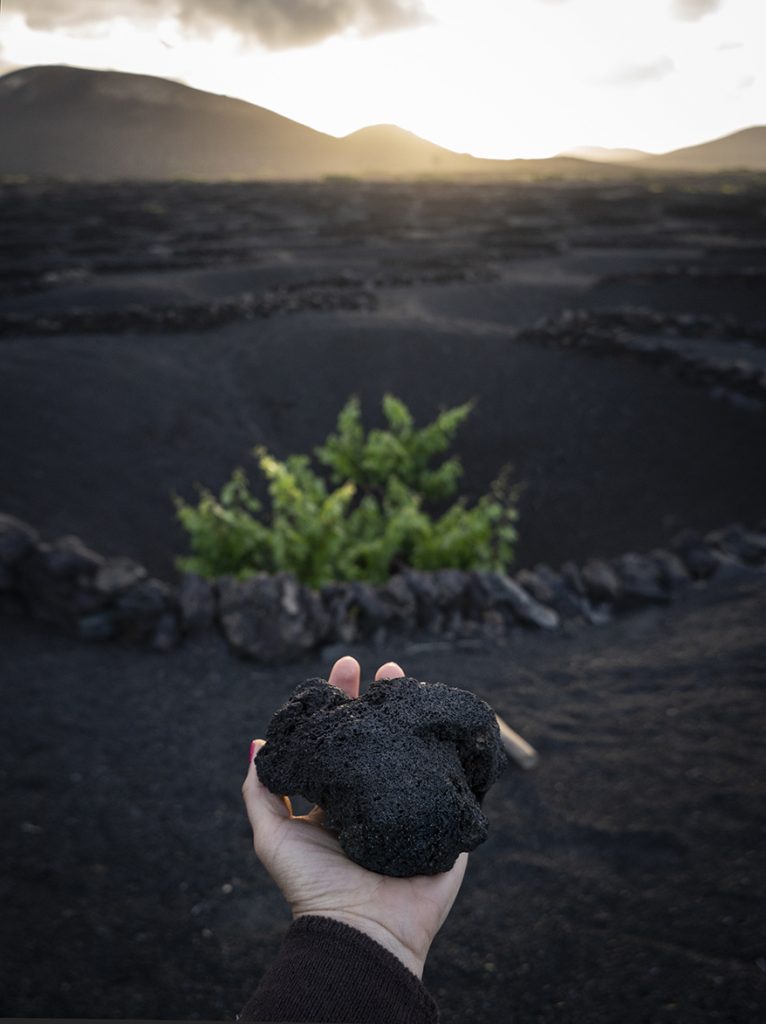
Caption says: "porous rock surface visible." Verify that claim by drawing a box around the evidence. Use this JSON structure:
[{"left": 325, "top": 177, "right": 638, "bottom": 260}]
[{"left": 255, "top": 675, "right": 509, "bottom": 877}]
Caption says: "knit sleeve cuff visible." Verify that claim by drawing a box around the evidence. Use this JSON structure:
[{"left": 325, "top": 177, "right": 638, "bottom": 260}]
[{"left": 238, "top": 913, "right": 440, "bottom": 1023}]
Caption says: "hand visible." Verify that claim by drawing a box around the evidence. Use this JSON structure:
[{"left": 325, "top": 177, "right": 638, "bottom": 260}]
[{"left": 242, "top": 656, "right": 469, "bottom": 980}]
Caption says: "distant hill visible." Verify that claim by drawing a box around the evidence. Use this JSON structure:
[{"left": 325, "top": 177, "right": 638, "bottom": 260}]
[
  {"left": 562, "top": 145, "right": 651, "bottom": 163},
  {"left": 0, "top": 65, "right": 634, "bottom": 182},
  {"left": 632, "top": 127, "right": 766, "bottom": 172}
]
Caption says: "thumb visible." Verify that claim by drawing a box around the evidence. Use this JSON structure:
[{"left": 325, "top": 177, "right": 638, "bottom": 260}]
[{"left": 242, "top": 739, "right": 292, "bottom": 839}]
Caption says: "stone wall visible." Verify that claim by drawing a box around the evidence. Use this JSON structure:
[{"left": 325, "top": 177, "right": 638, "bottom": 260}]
[
  {"left": 518, "top": 308, "right": 766, "bottom": 407},
  {"left": 1, "top": 512, "right": 765, "bottom": 663}
]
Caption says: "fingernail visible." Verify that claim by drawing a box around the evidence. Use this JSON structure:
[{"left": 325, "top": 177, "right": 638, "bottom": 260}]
[{"left": 249, "top": 740, "right": 256, "bottom": 766}]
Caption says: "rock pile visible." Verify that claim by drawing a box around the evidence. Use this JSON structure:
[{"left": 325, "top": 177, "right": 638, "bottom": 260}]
[
  {"left": 1, "top": 511, "right": 765, "bottom": 663},
  {"left": 520, "top": 307, "right": 766, "bottom": 405},
  {"left": 0, "top": 519, "right": 181, "bottom": 651},
  {"left": 0, "top": 282, "right": 377, "bottom": 338}
]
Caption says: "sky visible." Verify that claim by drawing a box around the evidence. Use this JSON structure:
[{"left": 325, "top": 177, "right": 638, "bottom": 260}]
[{"left": 0, "top": 0, "right": 763, "bottom": 158}]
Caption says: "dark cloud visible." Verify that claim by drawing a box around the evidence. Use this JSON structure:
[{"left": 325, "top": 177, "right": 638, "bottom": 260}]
[
  {"left": 600, "top": 56, "right": 675, "bottom": 86},
  {"left": 7, "top": 0, "right": 158, "bottom": 30},
  {"left": 180, "top": 0, "right": 431, "bottom": 48},
  {"left": 6, "top": 0, "right": 159, "bottom": 29},
  {"left": 672, "top": 0, "right": 721, "bottom": 22},
  {"left": 8, "top": 0, "right": 430, "bottom": 49}
]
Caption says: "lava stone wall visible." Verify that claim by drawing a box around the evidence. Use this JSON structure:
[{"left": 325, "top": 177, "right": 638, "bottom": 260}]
[{"left": 1, "top": 512, "right": 764, "bottom": 663}]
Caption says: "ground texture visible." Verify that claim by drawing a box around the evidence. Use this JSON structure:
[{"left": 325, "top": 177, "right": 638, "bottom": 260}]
[
  {"left": 1, "top": 176, "right": 765, "bottom": 1021},
  {"left": 1, "top": 574, "right": 765, "bottom": 1022}
]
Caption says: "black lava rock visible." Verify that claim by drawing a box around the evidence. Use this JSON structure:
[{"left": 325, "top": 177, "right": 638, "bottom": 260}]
[{"left": 256, "top": 675, "right": 509, "bottom": 877}]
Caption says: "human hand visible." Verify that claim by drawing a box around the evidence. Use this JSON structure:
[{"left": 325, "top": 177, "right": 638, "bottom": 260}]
[{"left": 242, "top": 656, "right": 469, "bottom": 980}]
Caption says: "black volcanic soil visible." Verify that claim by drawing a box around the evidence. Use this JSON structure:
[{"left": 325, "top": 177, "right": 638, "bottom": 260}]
[
  {"left": 1, "top": 177, "right": 765, "bottom": 578},
  {"left": 1, "top": 573, "right": 764, "bottom": 1022},
  {"left": 1, "top": 175, "right": 766, "bottom": 1022}
]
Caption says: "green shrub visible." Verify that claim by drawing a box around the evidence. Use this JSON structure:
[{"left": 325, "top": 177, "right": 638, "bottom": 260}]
[{"left": 174, "top": 393, "right": 519, "bottom": 587}]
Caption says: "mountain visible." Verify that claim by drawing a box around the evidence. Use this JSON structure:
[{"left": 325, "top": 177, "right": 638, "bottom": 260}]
[
  {"left": 635, "top": 127, "right": 766, "bottom": 172},
  {"left": 562, "top": 145, "right": 651, "bottom": 163},
  {"left": 0, "top": 65, "right": 634, "bottom": 182},
  {"left": 0, "top": 65, "right": 340, "bottom": 180}
]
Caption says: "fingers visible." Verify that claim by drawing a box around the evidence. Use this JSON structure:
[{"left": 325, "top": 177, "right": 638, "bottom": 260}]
[
  {"left": 375, "top": 661, "right": 405, "bottom": 681},
  {"left": 242, "top": 740, "right": 292, "bottom": 841},
  {"left": 327, "top": 655, "right": 405, "bottom": 693},
  {"left": 328, "top": 655, "right": 361, "bottom": 699}
]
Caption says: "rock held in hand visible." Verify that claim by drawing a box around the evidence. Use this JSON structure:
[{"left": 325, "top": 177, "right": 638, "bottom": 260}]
[{"left": 256, "top": 675, "right": 509, "bottom": 877}]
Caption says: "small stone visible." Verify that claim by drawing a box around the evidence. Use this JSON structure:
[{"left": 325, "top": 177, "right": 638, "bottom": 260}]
[
  {"left": 349, "top": 581, "right": 391, "bottom": 636},
  {"left": 399, "top": 569, "right": 441, "bottom": 628},
  {"left": 650, "top": 549, "right": 690, "bottom": 591},
  {"left": 115, "top": 579, "right": 173, "bottom": 641},
  {"left": 320, "top": 582, "right": 360, "bottom": 645},
  {"left": 42, "top": 536, "right": 104, "bottom": 578},
  {"left": 469, "top": 571, "right": 559, "bottom": 630},
  {"left": 560, "top": 561, "right": 587, "bottom": 597},
  {"left": 580, "top": 559, "right": 622, "bottom": 604},
  {"left": 515, "top": 568, "right": 556, "bottom": 606},
  {"left": 669, "top": 529, "right": 719, "bottom": 579},
  {"left": 0, "top": 513, "right": 38, "bottom": 566},
  {"left": 70, "top": 587, "right": 110, "bottom": 616},
  {"left": 178, "top": 573, "right": 215, "bottom": 632},
  {"left": 15, "top": 550, "right": 80, "bottom": 625},
  {"left": 77, "top": 611, "right": 117, "bottom": 641},
  {"left": 376, "top": 573, "right": 417, "bottom": 634},
  {"left": 611, "top": 553, "right": 669, "bottom": 606},
  {"left": 94, "top": 557, "right": 148, "bottom": 595},
  {"left": 431, "top": 569, "right": 469, "bottom": 612},
  {"left": 116, "top": 578, "right": 172, "bottom": 618},
  {"left": 705, "top": 524, "right": 766, "bottom": 565},
  {"left": 532, "top": 564, "right": 590, "bottom": 621}
]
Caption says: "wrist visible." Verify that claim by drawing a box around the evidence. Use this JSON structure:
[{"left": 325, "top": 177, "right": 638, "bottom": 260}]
[{"left": 292, "top": 910, "right": 428, "bottom": 979}]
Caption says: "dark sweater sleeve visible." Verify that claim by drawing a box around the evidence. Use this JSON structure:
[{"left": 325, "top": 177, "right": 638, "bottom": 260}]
[{"left": 237, "top": 914, "right": 440, "bottom": 1023}]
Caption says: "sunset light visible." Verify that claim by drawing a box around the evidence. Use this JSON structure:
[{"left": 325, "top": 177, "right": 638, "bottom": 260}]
[{"left": 1, "top": 0, "right": 763, "bottom": 157}]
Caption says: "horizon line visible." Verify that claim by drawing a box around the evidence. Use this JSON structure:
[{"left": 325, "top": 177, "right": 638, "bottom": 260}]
[{"left": 1, "top": 61, "right": 763, "bottom": 164}]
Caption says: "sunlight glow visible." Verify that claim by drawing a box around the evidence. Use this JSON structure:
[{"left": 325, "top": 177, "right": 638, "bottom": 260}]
[{"left": 0, "top": 0, "right": 763, "bottom": 157}]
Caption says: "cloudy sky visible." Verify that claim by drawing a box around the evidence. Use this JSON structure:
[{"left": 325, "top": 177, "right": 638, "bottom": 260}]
[{"left": 1, "top": 0, "right": 763, "bottom": 157}]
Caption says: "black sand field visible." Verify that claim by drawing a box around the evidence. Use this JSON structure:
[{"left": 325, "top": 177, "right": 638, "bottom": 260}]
[
  {"left": 1, "top": 175, "right": 765, "bottom": 1021},
  {"left": 2, "top": 574, "right": 765, "bottom": 1022},
  {"left": 2, "top": 177, "right": 765, "bottom": 576}
]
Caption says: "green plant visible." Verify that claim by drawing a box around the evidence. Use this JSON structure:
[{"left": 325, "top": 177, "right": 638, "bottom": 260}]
[{"left": 175, "top": 394, "right": 520, "bottom": 587}]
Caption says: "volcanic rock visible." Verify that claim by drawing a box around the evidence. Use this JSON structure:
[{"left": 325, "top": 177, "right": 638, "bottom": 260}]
[
  {"left": 531, "top": 564, "right": 590, "bottom": 621},
  {"left": 94, "top": 557, "right": 148, "bottom": 595},
  {"left": 581, "top": 559, "right": 622, "bottom": 604},
  {"left": 377, "top": 573, "right": 418, "bottom": 633},
  {"left": 611, "top": 553, "right": 669, "bottom": 606},
  {"left": 650, "top": 549, "right": 691, "bottom": 591},
  {"left": 0, "top": 513, "right": 38, "bottom": 566},
  {"left": 399, "top": 568, "right": 442, "bottom": 629},
  {"left": 669, "top": 529, "right": 720, "bottom": 579},
  {"left": 39, "top": 535, "right": 104, "bottom": 578},
  {"left": 705, "top": 524, "right": 766, "bottom": 565},
  {"left": 468, "top": 571, "right": 559, "bottom": 630},
  {"left": 178, "top": 572, "right": 216, "bottom": 632},
  {"left": 219, "top": 571, "right": 330, "bottom": 663},
  {"left": 256, "top": 675, "right": 509, "bottom": 877}
]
